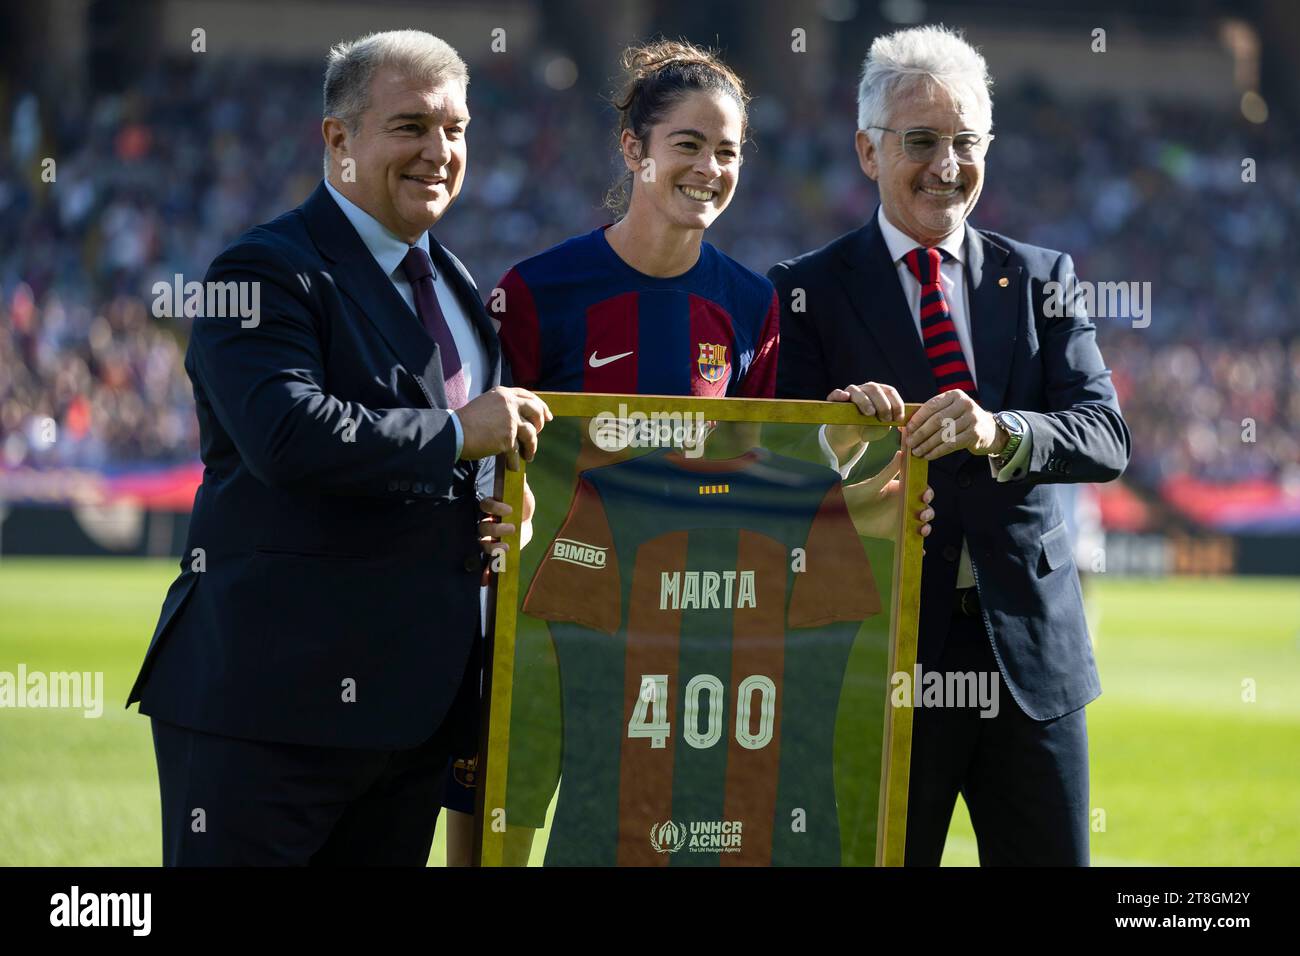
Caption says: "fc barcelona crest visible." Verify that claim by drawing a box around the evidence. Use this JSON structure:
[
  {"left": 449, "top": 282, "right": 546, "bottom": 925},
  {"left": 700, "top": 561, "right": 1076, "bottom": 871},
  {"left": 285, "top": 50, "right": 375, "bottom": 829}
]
[{"left": 697, "top": 343, "right": 729, "bottom": 383}]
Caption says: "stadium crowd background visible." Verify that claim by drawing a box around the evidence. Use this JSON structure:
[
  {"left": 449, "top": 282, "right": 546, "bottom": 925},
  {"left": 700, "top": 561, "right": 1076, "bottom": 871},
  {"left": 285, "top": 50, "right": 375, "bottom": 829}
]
[{"left": 1, "top": 36, "right": 1297, "bottom": 521}]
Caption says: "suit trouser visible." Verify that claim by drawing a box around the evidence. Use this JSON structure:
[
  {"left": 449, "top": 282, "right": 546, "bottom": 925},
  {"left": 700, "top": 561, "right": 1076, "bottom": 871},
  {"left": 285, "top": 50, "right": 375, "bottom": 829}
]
[
  {"left": 903, "top": 607, "right": 1091, "bottom": 866},
  {"left": 150, "top": 645, "right": 481, "bottom": 866}
]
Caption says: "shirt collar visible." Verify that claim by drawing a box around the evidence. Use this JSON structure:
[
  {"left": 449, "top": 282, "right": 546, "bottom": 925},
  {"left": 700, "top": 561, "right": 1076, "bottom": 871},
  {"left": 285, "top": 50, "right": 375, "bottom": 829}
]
[
  {"left": 877, "top": 206, "right": 966, "bottom": 266},
  {"left": 323, "top": 179, "right": 430, "bottom": 279}
]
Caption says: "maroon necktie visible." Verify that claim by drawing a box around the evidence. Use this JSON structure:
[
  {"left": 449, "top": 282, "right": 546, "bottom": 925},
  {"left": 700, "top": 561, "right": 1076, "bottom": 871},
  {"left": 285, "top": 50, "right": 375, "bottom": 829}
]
[
  {"left": 904, "top": 246, "right": 978, "bottom": 399},
  {"left": 400, "top": 245, "right": 468, "bottom": 409}
]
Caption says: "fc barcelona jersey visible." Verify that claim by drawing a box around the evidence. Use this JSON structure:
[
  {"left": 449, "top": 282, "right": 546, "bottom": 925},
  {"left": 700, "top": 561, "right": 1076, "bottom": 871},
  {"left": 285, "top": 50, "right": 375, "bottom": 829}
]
[
  {"left": 494, "top": 226, "right": 778, "bottom": 397},
  {"left": 521, "top": 448, "right": 881, "bottom": 866}
]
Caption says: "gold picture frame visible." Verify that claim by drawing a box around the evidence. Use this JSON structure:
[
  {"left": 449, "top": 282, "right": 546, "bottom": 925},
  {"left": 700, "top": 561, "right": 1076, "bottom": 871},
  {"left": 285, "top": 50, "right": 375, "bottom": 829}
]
[{"left": 474, "top": 393, "right": 926, "bottom": 867}]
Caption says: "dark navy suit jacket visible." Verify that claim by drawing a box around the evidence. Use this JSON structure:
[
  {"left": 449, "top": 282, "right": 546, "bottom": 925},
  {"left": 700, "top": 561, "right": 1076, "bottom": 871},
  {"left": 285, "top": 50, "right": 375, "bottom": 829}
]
[
  {"left": 127, "top": 181, "right": 501, "bottom": 749},
  {"left": 770, "top": 214, "right": 1130, "bottom": 719}
]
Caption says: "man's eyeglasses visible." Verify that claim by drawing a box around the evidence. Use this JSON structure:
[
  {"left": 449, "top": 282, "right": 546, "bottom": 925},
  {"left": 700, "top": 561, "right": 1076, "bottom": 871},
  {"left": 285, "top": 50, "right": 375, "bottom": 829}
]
[{"left": 865, "top": 127, "right": 994, "bottom": 164}]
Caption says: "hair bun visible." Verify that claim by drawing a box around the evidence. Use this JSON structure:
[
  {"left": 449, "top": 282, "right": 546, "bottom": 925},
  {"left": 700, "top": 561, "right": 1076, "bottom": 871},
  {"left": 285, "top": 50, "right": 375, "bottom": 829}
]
[{"left": 623, "top": 39, "right": 718, "bottom": 78}]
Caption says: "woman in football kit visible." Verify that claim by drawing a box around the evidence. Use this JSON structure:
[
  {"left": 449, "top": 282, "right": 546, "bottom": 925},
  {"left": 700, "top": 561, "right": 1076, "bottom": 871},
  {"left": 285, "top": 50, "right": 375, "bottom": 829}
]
[
  {"left": 497, "top": 41, "right": 777, "bottom": 401},
  {"left": 443, "top": 40, "right": 933, "bottom": 864}
]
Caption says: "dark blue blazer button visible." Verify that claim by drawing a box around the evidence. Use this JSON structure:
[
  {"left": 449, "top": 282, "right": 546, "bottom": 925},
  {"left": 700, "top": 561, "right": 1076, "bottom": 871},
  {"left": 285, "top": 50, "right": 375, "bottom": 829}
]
[
  {"left": 941, "top": 544, "right": 960, "bottom": 562},
  {"left": 387, "top": 480, "right": 399, "bottom": 492},
  {"left": 463, "top": 554, "right": 481, "bottom": 573},
  {"left": 399, "top": 480, "right": 411, "bottom": 491},
  {"left": 957, "top": 472, "right": 972, "bottom": 489}
]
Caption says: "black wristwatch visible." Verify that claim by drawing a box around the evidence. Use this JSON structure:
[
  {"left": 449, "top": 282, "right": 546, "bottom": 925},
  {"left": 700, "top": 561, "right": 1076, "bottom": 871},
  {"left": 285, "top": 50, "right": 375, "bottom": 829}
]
[{"left": 991, "top": 411, "right": 1025, "bottom": 468}]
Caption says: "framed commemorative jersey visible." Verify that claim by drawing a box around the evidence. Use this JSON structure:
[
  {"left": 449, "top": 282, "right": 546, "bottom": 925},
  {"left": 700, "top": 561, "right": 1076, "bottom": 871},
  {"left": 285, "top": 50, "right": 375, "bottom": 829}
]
[{"left": 474, "top": 394, "right": 926, "bottom": 867}]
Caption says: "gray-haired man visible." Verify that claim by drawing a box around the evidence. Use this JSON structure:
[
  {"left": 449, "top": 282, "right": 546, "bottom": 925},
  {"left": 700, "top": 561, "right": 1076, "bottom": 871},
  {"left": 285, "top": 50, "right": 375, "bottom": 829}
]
[{"left": 771, "top": 25, "right": 1130, "bottom": 865}]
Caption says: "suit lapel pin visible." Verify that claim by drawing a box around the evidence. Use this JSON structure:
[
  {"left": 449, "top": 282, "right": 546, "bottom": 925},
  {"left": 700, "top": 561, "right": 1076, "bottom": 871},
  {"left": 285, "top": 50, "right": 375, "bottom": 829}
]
[{"left": 997, "top": 276, "right": 1009, "bottom": 288}]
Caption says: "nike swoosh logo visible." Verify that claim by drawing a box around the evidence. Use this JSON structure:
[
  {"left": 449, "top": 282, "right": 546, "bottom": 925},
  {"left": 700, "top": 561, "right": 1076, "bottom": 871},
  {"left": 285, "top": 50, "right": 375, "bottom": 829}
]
[{"left": 588, "top": 350, "right": 634, "bottom": 368}]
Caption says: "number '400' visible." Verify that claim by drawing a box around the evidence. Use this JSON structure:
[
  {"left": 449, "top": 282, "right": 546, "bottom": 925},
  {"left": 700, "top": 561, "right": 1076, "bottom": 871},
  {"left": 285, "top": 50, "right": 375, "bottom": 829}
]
[{"left": 628, "top": 674, "right": 776, "bottom": 750}]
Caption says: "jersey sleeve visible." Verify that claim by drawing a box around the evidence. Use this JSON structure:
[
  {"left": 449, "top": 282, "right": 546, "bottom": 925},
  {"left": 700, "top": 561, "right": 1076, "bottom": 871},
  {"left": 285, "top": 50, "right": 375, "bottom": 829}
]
[
  {"left": 521, "top": 476, "right": 622, "bottom": 634},
  {"left": 788, "top": 482, "right": 882, "bottom": 628},
  {"left": 736, "top": 289, "right": 780, "bottom": 398},
  {"left": 493, "top": 266, "right": 541, "bottom": 389}
]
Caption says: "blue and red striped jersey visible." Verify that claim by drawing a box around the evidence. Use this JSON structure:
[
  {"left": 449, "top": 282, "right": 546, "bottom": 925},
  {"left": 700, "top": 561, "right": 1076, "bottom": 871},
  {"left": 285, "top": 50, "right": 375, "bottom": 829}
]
[{"left": 494, "top": 226, "right": 779, "bottom": 397}]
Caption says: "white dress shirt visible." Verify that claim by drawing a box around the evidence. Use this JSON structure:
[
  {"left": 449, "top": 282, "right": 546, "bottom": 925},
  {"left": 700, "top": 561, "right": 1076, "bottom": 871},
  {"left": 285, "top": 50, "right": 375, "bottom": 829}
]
[
  {"left": 825, "top": 208, "right": 1033, "bottom": 588},
  {"left": 324, "top": 179, "right": 487, "bottom": 458}
]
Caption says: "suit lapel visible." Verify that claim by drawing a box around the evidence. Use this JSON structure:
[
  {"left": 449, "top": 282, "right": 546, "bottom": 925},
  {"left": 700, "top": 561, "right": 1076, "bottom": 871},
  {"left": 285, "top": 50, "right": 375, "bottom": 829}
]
[
  {"left": 834, "top": 216, "right": 938, "bottom": 403},
  {"left": 302, "top": 183, "right": 447, "bottom": 408},
  {"left": 964, "top": 223, "right": 1020, "bottom": 412}
]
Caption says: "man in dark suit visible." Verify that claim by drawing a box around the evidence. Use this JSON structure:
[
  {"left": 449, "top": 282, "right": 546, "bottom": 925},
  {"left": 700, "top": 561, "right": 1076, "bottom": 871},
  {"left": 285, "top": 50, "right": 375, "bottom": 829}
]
[
  {"left": 770, "top": 25, "right": 1130, "bottom": 865},
  {"left": 127, "top": 30, "right": 549, "bottom": 865}
]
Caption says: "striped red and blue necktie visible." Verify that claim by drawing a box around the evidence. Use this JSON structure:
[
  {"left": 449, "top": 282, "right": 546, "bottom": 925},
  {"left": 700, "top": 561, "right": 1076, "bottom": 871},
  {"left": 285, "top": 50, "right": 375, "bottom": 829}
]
[{"left": 903, "top": 246, "right": 978, "bottom": 399}]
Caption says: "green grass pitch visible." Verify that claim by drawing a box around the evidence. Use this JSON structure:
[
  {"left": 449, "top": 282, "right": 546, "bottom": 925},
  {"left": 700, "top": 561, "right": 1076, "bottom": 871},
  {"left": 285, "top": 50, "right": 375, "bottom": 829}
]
[{"left": 0, "top": 559, "right": 1296, "bottom": 866}]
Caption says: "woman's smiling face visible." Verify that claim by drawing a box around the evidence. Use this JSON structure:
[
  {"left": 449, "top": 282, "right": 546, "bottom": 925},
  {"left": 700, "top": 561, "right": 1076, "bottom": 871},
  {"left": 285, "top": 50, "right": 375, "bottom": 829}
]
[{"left": 623, "top": 89, "right": 744, "bottom": 231}]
